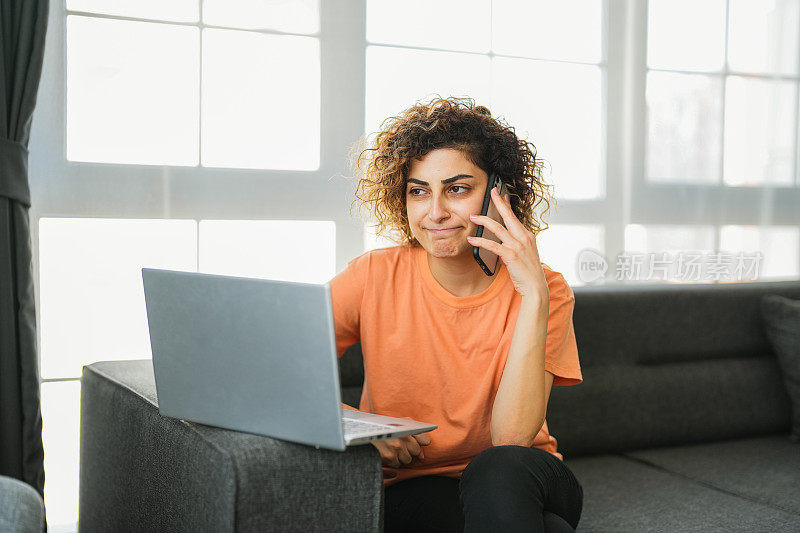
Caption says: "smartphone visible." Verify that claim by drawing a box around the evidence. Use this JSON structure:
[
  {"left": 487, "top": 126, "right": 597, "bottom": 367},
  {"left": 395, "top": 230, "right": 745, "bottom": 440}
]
[{"left": 472, "top": 172, "right": 509, "bottom": 276}]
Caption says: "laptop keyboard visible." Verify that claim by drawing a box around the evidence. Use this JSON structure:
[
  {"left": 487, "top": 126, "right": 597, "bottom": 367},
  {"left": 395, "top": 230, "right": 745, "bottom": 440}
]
[{"left": 342, "top": 417, "right": 394, "bottom": 436}]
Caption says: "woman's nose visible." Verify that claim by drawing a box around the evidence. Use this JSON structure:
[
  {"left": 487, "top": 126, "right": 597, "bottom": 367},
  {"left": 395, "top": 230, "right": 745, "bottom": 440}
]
[{"left": 427, "top": 194, "right": 449, "bottom": 219}]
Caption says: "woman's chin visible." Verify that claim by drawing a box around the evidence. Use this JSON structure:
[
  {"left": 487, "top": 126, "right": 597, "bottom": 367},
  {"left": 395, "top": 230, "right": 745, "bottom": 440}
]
[{"left": 423, "top": 238, "right": 472, "bottom": 259}]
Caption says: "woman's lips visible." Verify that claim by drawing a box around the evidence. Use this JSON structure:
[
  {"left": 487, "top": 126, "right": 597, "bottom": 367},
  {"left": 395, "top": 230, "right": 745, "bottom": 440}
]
[{"left": 428, "top": 227, "right": 460, "bottom": 234}]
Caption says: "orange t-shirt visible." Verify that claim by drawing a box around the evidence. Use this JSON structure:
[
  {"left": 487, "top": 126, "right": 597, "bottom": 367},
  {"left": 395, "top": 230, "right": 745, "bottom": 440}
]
[{"left": 329, "top": 244, "right": 582, "bottom": 487}]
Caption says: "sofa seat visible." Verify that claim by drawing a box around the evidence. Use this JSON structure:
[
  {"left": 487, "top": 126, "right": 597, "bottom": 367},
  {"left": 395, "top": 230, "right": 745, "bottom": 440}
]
[
  {"left": 565, "top": 437, "right": 800, "bottom": 532},
  {"left": 624, "top": 435, "right": 800, "bottom": 515}
]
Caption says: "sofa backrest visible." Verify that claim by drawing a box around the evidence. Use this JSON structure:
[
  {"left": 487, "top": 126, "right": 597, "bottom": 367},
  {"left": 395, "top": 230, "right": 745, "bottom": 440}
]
[
  {"left": 338, "top": 280, "right": 800, "bottom": 458},
  {"left": 570, "top": 280, "right": 800, "bottom": 366},
  {"left": 549, "top": 280, "right": 800, "bottom": 457},
  {"left": 339, "top": 343, "right": 365, "bottom": 409}
]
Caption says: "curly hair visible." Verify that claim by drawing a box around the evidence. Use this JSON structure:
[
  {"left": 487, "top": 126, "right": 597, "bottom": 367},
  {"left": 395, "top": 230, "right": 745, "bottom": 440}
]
[{"left": 350, "top": 96, "right": 556, "bottom": 247}]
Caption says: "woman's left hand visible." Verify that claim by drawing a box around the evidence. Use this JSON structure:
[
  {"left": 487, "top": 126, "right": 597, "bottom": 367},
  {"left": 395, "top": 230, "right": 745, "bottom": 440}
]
[{"left": 467, "top": 186, "right": 549, "bottom": 301}]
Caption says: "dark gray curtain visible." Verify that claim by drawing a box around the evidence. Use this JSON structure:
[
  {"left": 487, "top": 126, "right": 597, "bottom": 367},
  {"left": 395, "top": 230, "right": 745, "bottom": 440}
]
[{"left": 0, "top": 0, "right": 49, "bottom": 502}]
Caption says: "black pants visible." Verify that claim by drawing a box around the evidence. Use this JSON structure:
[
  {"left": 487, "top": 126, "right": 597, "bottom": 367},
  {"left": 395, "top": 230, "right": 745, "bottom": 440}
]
[{"left": 384, "top": 445, "right": 584, "bottom": 533}]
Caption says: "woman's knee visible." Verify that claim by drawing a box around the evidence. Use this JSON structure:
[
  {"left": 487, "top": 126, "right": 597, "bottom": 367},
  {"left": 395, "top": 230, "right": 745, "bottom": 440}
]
[
  {"left": 461, "top": 445, "right": 542, "bottom": 492},
  {"left": 544, "top": 511, "right": 577, "bottom": 533},
  {"left": 461, "top": 445, "right": 578, "bottom": 506},
  {"left": 459, "top": 447, "right": 584, "bottom": 530},
  {"left": 463, "top": 445, "right": 553, "bottom": 480}
]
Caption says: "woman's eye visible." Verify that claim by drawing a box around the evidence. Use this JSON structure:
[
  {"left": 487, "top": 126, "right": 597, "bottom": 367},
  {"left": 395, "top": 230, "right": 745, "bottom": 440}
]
[{"left": 408, "top": 186, "right": 469, "bottom": 196}]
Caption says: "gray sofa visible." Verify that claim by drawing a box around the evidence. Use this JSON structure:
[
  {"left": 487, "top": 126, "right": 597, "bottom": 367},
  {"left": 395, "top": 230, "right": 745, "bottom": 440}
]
[
  {"left": 0, "top": 475, "right": 44, "bottom": 533},
  {"left": 79, "top": 280, "right": 800, "bottom": 532}
]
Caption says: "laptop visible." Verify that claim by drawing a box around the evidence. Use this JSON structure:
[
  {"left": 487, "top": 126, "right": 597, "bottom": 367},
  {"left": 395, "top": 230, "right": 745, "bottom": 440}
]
[{"left": 142, "top": 268, "right": 437, "bottom": 451}]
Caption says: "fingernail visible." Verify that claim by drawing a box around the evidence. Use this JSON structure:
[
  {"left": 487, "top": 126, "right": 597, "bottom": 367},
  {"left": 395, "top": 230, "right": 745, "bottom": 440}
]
[{"left": 470, "top": 214, "right": 477, "bottom": 218}]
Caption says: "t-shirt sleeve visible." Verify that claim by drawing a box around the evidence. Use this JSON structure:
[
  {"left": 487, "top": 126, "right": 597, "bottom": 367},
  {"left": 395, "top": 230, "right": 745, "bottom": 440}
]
[
  {"left": 544, "top": 272, "right": 582, "bottom": 386},
  {"left": 328, "top": 252, "right": 369, "bottom": 358}
]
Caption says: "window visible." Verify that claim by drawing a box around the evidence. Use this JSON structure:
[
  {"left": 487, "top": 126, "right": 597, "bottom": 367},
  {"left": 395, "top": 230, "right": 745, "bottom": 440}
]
[
  {"left": 631, "top": 0, "right": 800, "bottom": 286},
  {"left": 39, "top": 218, "right": 197, "bottom": 379},
  {"left": 646, "top": 0, "right": 800, "bottom": 186},
  {"left": 37, "top": 217, "right": 334, "bottom": 529},
  {"left": 362, "top": 0, "right": 607, "bottom": 277},
  {"left": 65, "top": 1, "right": 321, "bottom": 170},
  {"left": 364, "top": 0, "right": 606, "bottom": 200},
  {"left": 28, "top": 2, "right": 800, "bottom": 530}
]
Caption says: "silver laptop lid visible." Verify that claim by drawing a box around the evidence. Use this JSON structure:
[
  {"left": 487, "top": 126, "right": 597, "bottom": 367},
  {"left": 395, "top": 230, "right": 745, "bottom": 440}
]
[{"left": 142, "top": 268, "right": 348, "bottom": 451}]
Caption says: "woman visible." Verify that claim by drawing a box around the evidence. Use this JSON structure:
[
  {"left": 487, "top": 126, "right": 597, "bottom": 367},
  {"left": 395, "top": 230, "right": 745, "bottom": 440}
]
[{"left": 330, "top": 97, "right": 584, "bottom": 532}]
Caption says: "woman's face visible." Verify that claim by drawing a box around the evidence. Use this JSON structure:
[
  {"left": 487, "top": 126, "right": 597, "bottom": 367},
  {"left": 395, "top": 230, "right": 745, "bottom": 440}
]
[{"left": 406, "top": 148, "right": 488, "bottom": 259}]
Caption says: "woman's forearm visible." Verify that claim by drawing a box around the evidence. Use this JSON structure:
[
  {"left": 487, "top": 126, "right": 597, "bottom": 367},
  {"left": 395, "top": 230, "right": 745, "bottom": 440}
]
[{"left": 490, "top": 294, "right": 549, "bottom": 446}]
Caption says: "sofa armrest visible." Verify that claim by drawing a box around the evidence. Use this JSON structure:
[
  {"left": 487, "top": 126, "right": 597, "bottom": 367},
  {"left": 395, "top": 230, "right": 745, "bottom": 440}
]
[{"left": 79, "top": 360, "right": 383, "bottom": 532}]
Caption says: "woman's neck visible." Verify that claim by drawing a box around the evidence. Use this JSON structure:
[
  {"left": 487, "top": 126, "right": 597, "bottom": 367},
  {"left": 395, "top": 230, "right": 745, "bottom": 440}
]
[{"left": 426, "top": 250, "right": 499, "bottom": 298}]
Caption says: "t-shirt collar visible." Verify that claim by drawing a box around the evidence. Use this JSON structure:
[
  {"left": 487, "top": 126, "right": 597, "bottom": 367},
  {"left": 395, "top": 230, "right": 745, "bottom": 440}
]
[{"left": 413, "top": 245, "right": 511, "bottom": 308}]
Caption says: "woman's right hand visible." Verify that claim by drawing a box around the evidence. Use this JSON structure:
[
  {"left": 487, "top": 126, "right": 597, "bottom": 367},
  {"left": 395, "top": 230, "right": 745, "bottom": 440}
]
[{"left": 372, "top": 428, "right": 432, "bottom": 468}]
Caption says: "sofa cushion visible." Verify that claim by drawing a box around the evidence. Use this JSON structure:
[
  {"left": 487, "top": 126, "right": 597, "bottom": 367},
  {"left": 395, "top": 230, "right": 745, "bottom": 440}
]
[
  {"left": 547, "top": 358, "right": 791, "bottom": 458},
  {"left": 761, "top": 294, "right": 800, "bottom": 442},
  {"left": 565, "top": 453, "right": 800, "bottom": 532},
  {"left": 572, "top": 281, "right": 800, "bottom": 366},
  {"left": 623, "top": 434, "right": 800, "bottom": 516}
]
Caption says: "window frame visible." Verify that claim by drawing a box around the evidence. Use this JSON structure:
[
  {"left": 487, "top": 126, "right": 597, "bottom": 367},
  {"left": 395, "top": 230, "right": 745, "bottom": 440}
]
[
  {"left": 630, "top": 0, "right": 800, "bottom": 232},
  {"left": 29, "top": 0, "right": 800, "bottom": 373}
]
